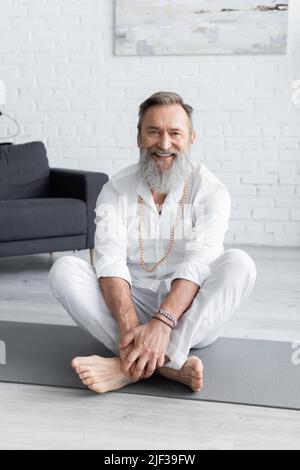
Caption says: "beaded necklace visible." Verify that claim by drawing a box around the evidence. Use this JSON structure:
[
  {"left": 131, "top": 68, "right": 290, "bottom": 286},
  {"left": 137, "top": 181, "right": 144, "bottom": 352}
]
[{"left": 138, "top": 178, "right": 189, "bottom": 273}]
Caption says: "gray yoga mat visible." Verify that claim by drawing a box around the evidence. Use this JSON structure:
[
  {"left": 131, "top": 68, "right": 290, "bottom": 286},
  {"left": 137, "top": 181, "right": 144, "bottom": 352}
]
[{"left": 0, "top": 321, "right": 299, "bottom": 411}]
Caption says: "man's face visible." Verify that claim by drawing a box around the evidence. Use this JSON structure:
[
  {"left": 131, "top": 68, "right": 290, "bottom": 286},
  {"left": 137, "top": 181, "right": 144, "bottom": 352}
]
[{"left": 138, "top": 104, "right": 196, "bottom": 172}]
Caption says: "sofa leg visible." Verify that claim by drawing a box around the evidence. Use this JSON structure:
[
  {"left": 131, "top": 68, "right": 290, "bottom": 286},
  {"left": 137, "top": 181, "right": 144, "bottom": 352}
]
[{"left": 90, "top": 248, "right": 95, "bottom": 266}]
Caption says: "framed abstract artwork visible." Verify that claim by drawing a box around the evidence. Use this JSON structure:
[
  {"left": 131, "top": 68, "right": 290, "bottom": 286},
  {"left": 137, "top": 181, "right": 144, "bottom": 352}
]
[{"left": 114, "top": 0, "right": 289, "bottom": 56}]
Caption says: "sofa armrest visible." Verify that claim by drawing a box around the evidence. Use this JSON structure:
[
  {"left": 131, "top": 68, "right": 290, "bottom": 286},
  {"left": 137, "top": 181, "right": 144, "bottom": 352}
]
[{"left": 50, "top": 168, "right": 109, "bottom": 249}]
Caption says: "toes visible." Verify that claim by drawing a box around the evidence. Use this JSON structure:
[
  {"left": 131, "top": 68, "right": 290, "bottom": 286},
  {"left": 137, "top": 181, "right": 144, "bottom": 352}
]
[
  {"left": 72, "top": 357, "right": 88, "bottom": 369},
  {"left": 88, "top": 383, "right": 106, "bottom": 394},
  {"left": 72, "top": 355, "right": 99, "bottom": 368},
  {"left": 76, "top": 365, "right": 91, "bottom": 375},
  {"left": 71, "top": 358, "right": 79, "bottom": 369},
  {"left": 192, "top": 376, "right": 204, "bottom": 392},
  {"left": 192, "top": 383, "right": 202, "bottom": 392},
  {"left": 79, "top": 372, "right": 91, "bottom": 380},
  {"left": 82, "top": 378, "right": 94, "bottom": 386},
  {"left": 191, "top": 363, "right": 204, "bottom": 392},
  {"left": 192, "top": 362, "right": 204, "bottom": 377},
  {"left": 192, "top": 370, "right": 203, "bottom": 380}
]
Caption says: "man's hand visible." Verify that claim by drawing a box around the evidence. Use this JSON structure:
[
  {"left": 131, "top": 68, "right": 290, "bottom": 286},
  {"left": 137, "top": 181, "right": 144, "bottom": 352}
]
[
  {"left": 119, "top": 344, "right": 152, "bottom": 380},
  {"left": 118, "top": 320, "right": 172, "bottom": 380},
  {"left": 119, "top": 342, "right": 136, "bottom": 377}
]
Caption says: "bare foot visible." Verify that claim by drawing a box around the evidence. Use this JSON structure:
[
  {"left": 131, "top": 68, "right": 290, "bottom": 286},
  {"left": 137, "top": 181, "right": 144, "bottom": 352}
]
[
  {"left": 71, "top": 355, "right": 138, "bottom": 394},
  {"left": 157, "top": 356, "right": 204, "bottom": 392}
]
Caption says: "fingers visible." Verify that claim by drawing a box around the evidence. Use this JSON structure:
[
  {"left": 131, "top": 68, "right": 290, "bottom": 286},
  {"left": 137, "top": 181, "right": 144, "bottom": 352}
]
[
  {"left": 143, "top": 358, "right": 157, "bottom": 379},
  {"left": 119, "top": 345, "right": 135, "bottom": 376},
  {"left": 142, "top": 354, "right": 165, "bottom": 379},
  {"left": 120, "top": 360, "right": 131, "bottom": 377},
  {"left": 130, "top": 355, "right": 149, "bottom": 381},
  {"left": 119, "top": 331, "right": 134, "bottom": 349},
  {"left": 122, "top": 349, "right": 140, "bottom": 373},
  {"left": 157, "top": 356, "right": 165, "bottom": 369},
  {"left": 131, "top": 356, "right": 159, "bottom": 381},
  {"left": 121, "top": 357, "right": 135, "bottom": 378}
]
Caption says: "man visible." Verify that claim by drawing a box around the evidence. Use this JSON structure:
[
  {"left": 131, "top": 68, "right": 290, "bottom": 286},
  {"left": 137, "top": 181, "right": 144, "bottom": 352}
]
[{"left": 49, "top": 91, "right": 257, "bottom": 394}]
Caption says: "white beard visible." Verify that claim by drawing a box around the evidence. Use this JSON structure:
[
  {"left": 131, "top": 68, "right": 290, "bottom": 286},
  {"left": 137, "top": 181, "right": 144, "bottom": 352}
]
[{"left": 138, "top": 147, "right": 191, "bottom": 195}]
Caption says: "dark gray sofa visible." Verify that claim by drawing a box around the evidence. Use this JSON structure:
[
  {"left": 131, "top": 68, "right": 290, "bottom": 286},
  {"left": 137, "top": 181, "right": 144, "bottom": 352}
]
[{"left": 0, "top": 141, "right": 108, "bottom": 260}]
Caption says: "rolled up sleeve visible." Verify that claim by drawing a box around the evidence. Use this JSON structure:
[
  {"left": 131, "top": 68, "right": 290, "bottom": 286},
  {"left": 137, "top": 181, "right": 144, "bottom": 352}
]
[
  {"left": 94, "top": 182, "right": 132, "bottom": 288},
  {"left": 171, "top": 186, "right": 231, "bottom": 288}
]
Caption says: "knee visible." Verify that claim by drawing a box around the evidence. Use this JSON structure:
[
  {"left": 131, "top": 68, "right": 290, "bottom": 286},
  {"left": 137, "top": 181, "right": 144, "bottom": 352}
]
[
  {"left": 223, "top": 248, "right": 257, "bottom": 290},
  {"left": 48, "top": 256, "right": 82, "bottom": 296}
]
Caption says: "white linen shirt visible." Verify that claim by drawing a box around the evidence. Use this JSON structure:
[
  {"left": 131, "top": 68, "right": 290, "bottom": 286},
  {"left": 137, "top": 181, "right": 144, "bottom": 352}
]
[{"left": 94, "top": 161, "right": 231, "bottom": 292}]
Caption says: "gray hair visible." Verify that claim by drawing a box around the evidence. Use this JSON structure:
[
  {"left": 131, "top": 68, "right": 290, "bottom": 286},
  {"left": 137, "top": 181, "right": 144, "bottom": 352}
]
[{"left": 137, "top": 91, "right": 194, "bottom": 135}]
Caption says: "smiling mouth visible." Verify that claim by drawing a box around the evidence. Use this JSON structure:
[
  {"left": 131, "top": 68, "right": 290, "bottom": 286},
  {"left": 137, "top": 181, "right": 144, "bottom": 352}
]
[{"left": 152, "top": 152, "right": 176, "bottom": 158}]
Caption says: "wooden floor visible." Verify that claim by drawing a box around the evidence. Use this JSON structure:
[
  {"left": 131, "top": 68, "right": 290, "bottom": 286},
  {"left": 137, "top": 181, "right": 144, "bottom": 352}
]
[{"left": 0, "top": 246, "right": 299, "bottom": 450}]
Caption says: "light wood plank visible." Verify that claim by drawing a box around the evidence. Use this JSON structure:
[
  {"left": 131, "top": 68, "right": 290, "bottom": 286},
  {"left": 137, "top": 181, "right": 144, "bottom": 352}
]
[{"left": 0, "top": 382, "right": 300, "bottom": 450}]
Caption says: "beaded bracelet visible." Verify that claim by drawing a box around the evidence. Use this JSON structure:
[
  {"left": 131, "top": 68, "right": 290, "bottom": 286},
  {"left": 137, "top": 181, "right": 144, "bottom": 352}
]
[{"left": 155, "top": 308, "right": 177, "bottom": 328}]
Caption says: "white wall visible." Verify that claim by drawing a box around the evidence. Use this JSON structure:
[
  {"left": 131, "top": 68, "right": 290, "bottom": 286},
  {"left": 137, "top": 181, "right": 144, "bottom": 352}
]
[{"left": 0, "top": 0, "right": 299, "bottom": 247}]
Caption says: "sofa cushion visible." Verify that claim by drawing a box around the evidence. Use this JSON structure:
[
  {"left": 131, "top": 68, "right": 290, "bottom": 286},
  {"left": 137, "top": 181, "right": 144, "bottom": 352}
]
[
  {"left": 0, "top": 198, "right": 87, "bottom": 242},
  {"left": 0, "top": 142, "right": 50, "bottom": 200}
]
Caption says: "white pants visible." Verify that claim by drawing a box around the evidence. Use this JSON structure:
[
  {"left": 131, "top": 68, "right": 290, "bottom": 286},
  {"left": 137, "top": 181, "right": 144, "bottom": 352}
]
[{"left": 48, "top": 249, "right": 257, "bottom": 370}]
